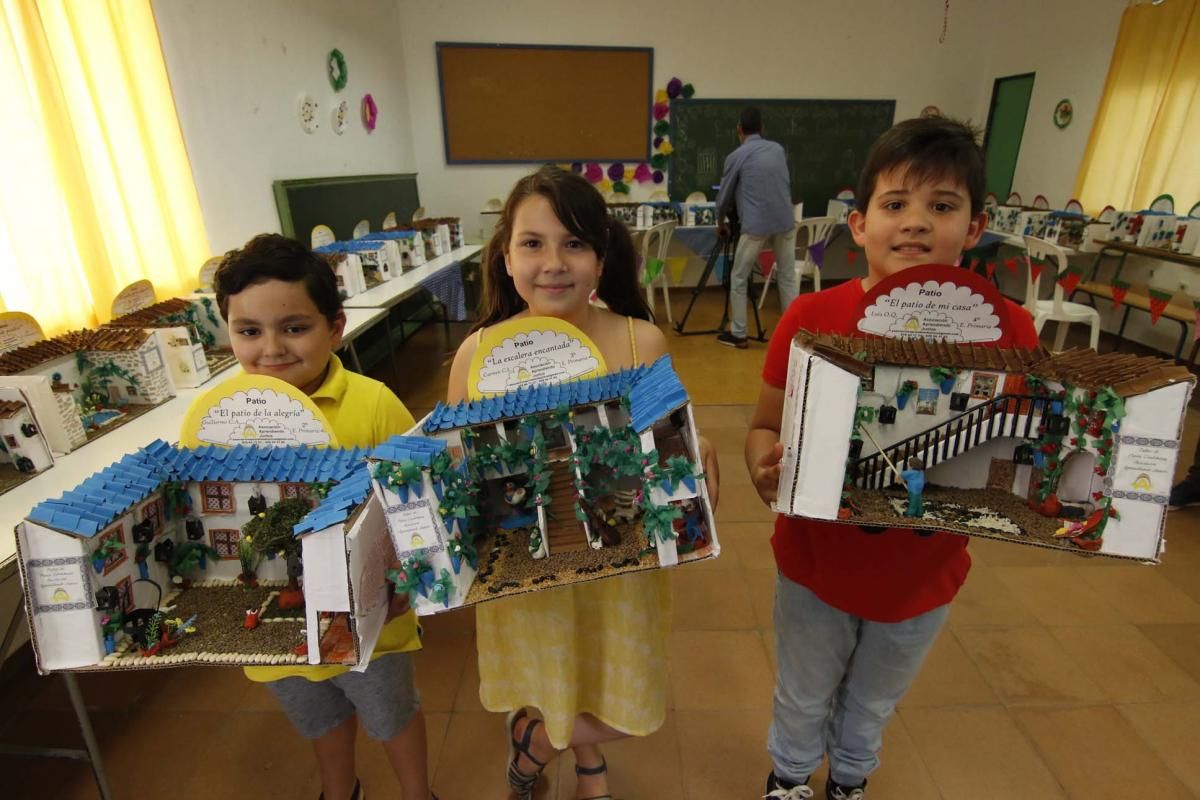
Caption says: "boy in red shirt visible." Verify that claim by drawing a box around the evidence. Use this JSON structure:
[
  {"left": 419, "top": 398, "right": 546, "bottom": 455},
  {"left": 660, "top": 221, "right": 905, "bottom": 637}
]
[{"left": 747, "top": 117, "right": 1040, "bottom": 800}]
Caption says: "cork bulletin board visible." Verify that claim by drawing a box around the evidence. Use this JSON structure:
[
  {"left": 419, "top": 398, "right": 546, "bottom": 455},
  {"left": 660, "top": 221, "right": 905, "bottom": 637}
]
[{"left": 436, "top": 42, "right": 653, "bottom": 164}]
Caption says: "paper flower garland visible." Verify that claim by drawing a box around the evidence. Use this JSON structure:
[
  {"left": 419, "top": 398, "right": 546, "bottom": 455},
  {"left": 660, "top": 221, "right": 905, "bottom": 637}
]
[
  {"left": 328, "top": 48, "right": 347, "bottom": 91},
  {"left": 572, "top": 78, "right": 695, "bottom": 196},
  {"left": 361, "top": 93, "right": 377, "bottom": 132}
]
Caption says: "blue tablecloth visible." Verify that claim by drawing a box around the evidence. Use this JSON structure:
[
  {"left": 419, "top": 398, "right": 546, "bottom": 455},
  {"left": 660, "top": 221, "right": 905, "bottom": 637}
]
[
  {"left": 673, "top": 226, "right": 720, "bottom": 257},
  {"left": 419, "top": 261, "right": 467, "bottom": 321}
]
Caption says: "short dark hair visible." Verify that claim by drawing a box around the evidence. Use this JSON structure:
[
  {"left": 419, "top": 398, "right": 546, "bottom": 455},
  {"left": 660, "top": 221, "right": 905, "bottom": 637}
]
[
  {"left": 214, "top": 233, "right": 342, "bottom": 323},
  {"left": 739, "top": 106, "right": 763, "bottom": 135},
  {"left": 855, "top": 116, "right": 986, "bottom": 216}
]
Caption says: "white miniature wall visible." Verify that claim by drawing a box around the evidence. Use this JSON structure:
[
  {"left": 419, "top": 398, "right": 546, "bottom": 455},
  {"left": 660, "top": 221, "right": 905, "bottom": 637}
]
[
  {"left": 183, "top": 481, "right": 296, "bottom": 582},
  {"left": 17, "top": 523, "right": 104, "bottom": 671},
  {"left": 150, "top": 326, "right": 211, "bottom": 389}
]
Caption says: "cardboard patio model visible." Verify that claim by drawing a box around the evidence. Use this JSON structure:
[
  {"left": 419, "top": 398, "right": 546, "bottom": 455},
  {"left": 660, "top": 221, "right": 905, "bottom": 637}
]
[
  {"left": 775, "top": 265, "right": 1195, "bottom": 562},
  {"left": 0, "top": 327, "right": 175, "bottom": 454},
  {"left": 0, "top": 389, "right": 55, "bottom": 495},
  {"left": 103, "top": 296, "right": 235, "bottom": 387},
  {"left": 16, "top": 342, "right": 717, "bottom": 673}
]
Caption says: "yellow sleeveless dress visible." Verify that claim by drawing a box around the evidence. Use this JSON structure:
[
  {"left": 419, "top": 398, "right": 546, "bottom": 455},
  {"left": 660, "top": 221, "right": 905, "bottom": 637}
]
[{"left": 474, "top": 317, "right": 672, "bottom": 748}]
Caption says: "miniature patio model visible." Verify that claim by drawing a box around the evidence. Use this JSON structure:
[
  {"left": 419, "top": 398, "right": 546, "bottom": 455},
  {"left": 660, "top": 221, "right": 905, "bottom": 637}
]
[
  {"left": 16, "top": 355, "right": 717, "bottom": 673},
  {"left": 776, "top": 331, "right": 1195, "bottom": 561}
]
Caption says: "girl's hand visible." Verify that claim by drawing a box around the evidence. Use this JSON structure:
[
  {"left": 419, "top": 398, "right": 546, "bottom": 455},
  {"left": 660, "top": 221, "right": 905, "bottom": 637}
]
[
  {"left": 750, "top": 441, "right": 784, "bottom": 506},
  {"left": 698, "top": 435, "right": 720, "bottom": 510}
]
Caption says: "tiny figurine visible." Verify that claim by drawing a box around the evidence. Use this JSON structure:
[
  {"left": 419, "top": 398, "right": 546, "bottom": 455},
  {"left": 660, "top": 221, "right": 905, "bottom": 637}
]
[
  {"left": 503, "top": 480, "right": 526, "bottom": 514},
  {"left": 902, "top": 457, "right": 926, "bottom": 518}
]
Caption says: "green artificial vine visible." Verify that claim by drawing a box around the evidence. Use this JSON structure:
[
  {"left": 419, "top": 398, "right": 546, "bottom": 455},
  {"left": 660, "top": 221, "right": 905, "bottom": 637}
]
[{"left": 371, "top": 459, "right": 425, "bottom": 500}]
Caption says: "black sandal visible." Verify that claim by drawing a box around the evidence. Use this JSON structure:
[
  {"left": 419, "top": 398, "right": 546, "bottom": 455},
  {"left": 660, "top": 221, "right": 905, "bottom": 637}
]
[
  {"left": 576, "top": 757, "right": 613, "bottom": 800},
  {"left": 506, "top": 709, "right": 548, "bottom": 800}
]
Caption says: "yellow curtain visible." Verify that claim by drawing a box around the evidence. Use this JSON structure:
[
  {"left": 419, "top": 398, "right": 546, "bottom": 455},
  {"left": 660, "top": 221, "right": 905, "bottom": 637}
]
[
  {"left": 1074, "top": 0, "right": 1200, "bottom": 215},
  {"left": 0, "top": 0, "right": 209, "bottom": 335}
]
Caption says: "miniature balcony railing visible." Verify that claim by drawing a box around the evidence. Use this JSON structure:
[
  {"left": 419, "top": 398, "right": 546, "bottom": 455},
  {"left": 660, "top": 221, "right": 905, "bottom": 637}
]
[{"left": 852, "top": 394, "right": 1046, "bottom": 490}]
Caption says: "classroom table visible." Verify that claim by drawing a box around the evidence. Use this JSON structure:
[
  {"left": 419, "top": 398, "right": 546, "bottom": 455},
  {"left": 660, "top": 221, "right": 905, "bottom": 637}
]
[
  {"left": 341, "top": 245, "right": 481, "bottom": 310},
  {"left": 339, "top": 306, "right": 388, "bottom": 374},
  {"left": 1071, "top": 239, "right": 1199, "bottom": 361}
]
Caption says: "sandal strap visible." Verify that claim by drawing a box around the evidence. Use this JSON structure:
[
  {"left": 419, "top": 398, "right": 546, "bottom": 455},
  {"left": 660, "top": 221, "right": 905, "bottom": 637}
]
[
  {"left": 515, "top": 717, "right": 547, "bottom": 768},
  {"left": 575, "top": 757, "right": 608, "bottom": 776}
]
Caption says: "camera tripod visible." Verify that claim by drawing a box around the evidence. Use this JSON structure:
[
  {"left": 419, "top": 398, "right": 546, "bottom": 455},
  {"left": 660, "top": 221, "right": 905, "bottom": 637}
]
[{"left": 673, "top": 225, "right": 767, "bottom": 341}]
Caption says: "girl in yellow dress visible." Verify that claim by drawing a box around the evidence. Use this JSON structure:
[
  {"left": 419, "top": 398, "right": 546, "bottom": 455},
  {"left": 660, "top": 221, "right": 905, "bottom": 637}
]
[{"left": 446, "top": 166, "right": 719, "bottom": 799}]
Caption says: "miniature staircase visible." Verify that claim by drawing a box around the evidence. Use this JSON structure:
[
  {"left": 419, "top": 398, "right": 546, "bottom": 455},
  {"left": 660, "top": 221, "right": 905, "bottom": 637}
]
[
  {"left": 855, "top": 394, "right": 1045, "bottom": 489},
  {"left": 544, "top": 459, "right": 590, "bottom": 554}
]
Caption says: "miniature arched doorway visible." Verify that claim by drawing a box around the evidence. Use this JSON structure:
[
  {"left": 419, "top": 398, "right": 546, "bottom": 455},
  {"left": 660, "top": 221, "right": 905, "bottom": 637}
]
[{"left": 1056, "top": 450, "right": 1099, "bottom": 504}]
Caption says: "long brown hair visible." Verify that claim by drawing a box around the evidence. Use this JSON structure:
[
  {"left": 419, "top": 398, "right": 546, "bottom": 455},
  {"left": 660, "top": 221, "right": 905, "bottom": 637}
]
[{"left": 471, "top": 165, "right": 652, "bottom": 333}]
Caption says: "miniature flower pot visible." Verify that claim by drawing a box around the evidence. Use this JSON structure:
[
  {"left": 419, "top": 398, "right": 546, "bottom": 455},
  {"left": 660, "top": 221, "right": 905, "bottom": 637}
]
[
  {"left": 939, "top": 377, "right": 956, "bottom": 395},
  {"left": 92, "top": 556, "right": 106, "bottom": 574},
  {"left": 238, "top": 572, "right": 258, "bottom": 588},
  {"left": 878, "top": 405, "right": 897, "bottom": 424},
  {"left": 103, "top": 634, "right": 116, "bottom": 654},
  {"left": 137, "top": 561, "right": 149, "bottom": 580},
  {"left": 198, "top": 554, "right": 208, "bottom": 570},
  {"left": 949, "top": 392, "right": 969, "bottom": 412},
  {"left": 277, "top": 588, "right": 305, "bottom": 610},
  {"left": 1033, "top": 451, "right": 1045, "bottom": 468},
  {"left": 895, "top": 393, "right": 910, "bottom": 411}
]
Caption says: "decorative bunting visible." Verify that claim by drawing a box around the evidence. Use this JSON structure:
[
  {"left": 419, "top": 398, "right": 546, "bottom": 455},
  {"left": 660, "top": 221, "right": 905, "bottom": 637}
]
[
  {"left": 1110, "top": 279, "right": 1129, "bottom": 309},
  {"left": 1028, "top": 256, "right": 1044, "bottom": 284},
  {"left": 1003, "top": 257, "right": 1018, "bottom": 273},
  {"left": 1057, "top": 267, "right": 1082, "bottom": 296},
  {"left": 966, "top": 257, "right": 979, "bottom": 272},
  {"left": 1148, "top": 288, "right": 1173, "bottom": 325},
  {"left": 808, "top": 240, "right": 826, "bottom": 269},
  {"left": 847, "top": 249, "right": 859, "bottom": 265},
  {"left": 985, "top": 261, "right": 996, "bottom": 279},
  {"left": 642, "top": 258, "right": 664, "bottom": 286}
]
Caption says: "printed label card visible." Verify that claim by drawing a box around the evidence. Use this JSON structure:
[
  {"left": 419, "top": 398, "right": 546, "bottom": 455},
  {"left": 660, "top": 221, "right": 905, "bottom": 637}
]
[
  {"left": 110, "top": 280, "right": 157, "bottom": 319},
  {"left": 180, "top": 373, "right": 337, "bottom": 448},
  {"left": 855, "top": 264, "right": 1013, "bottom": 343},
  {"left": 468, "top": 316, "right": 608, "bottom": 399}
]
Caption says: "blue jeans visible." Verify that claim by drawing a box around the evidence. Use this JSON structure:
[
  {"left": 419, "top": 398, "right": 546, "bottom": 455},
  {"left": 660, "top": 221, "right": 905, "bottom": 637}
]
[
  {"left": 730, "top": 229, "right": 797, "bottom": 337},
  {"left": 768, "top": 574, "right": 949, "bottom": 787}
]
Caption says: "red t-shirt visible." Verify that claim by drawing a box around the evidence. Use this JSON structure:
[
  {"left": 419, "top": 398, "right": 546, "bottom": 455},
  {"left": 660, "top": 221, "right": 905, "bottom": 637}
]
[{"left": 762, "top": 278, "right": 1041, "bottom": 622}]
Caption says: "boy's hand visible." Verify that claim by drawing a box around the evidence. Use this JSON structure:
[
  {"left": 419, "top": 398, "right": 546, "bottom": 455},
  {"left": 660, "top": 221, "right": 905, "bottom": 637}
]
[
  {"left": 750, "top": 441, "right": 784, "bottom": 506},
  {"left": 698, "top": 435, "right": 720, "bottom": 510},
  {"left": 386, "top": 590, "right": 411, "bottom": 621}
]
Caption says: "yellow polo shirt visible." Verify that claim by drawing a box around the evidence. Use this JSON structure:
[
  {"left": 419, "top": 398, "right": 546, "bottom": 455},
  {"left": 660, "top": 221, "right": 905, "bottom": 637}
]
[{"left": 185, "top": 353, "right": 422, "bottom": 682}]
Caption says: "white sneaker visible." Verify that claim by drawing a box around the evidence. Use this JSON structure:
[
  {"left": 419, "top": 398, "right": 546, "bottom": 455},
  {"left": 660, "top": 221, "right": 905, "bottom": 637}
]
[{"left": 764, "top": 784, "right": 815, "bottom": 799}]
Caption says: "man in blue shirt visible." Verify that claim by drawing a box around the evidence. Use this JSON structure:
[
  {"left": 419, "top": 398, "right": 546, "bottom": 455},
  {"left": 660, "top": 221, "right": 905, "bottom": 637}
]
[{"left": 715, "top": 107, "right": 797, "bottom": 348}]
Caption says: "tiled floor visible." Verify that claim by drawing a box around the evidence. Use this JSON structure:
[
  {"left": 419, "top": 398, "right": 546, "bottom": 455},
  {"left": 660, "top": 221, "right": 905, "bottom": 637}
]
[{"left": 3, "top": 289, "right": 1199, "bottom": 799}]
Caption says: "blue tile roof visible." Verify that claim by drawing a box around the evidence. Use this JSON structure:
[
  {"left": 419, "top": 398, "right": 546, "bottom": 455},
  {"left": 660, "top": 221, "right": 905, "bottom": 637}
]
[
  {"left": 421, "top": 355, "right": 687, "bottom": 434},
  {"left": 313, "top": 240, "right": 393, "bottom": 255},
  {"left": 293, "top": 464, "right": 374, "bottom": 536},
  {"left": 628, "top": 356, "right": 689, "bottom": 432},
  {"left": 358, "top": 230, "right": 418, "bottom": 241},
  {"left": 369, "top": 435, "right": 446, "bottom": 465},
  {"left": 26, "top": 440, "right": 369, "bottom": 539}
]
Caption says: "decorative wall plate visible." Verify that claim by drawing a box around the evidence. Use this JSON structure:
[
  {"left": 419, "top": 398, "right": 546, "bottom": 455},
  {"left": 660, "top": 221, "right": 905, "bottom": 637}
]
[
  {"left": 361, "top": 93, "right": 377, "bottom": 132},
  {"left": 331, "top": 99, "right": 349, "bottom": 135},
  {"left": 920, "top": 105, "right": 941, "bottom": 118},
  {"left": 299, "top": 95, "right": 319, "bottom": 134},
  {"left": 328, "top": 48, "right": 347, "bottom": 91},
  {"left": 1054, "top": 99, "right": 1073, "bottom": 129}
]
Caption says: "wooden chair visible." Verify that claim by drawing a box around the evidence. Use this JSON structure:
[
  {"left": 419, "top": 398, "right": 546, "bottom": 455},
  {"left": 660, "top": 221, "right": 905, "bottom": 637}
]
[
  {"left": 641, "top": 221, "right": 677, "bottom": 324},
  {"left": 1023, "top": 235, "right": 1100, "bottom": 351}
]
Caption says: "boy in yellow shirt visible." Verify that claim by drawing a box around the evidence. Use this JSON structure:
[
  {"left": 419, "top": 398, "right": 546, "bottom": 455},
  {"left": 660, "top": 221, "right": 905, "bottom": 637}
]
[{"left": 199, "top": 233, "right": 432, "bottom": 800}]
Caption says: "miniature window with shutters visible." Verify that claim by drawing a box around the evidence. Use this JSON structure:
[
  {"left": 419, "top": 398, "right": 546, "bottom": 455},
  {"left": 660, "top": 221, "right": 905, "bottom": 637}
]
[
  {"left": 98, "top": 525, "right": 127, "bottom": 575},
  {"left": 115, "top": 576, "right": 133, "bottom": 614},
  {"left": 140, "top": 499, "right": 164, "bottom": 533},
  {"left": 201, "top": 482, "right": 234, "bottom": 514},
  {"left": 279, "top": 483, "right": 312, "bottom": 504},
  {"left": 209, "top": 529, "right": 240, "bottom": 559}
]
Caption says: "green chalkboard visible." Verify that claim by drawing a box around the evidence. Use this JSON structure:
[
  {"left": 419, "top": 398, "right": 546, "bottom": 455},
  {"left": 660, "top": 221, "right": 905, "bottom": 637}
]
[
  {"left": 669, "top": 99, "right": 895, "bottom": 215},
  {"left": 273, "top": 173, "right": 421, "bottom": 243}
]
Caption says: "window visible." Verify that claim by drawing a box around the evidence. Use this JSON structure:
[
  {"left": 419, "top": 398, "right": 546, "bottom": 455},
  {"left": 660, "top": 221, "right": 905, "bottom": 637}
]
[
  {"left": 114, "top": 576, "right": 133, "bottom": 614},
  {"left": 209, "top": 529, "right": 241, "bottom": 559},
  {"left": 139, "top": 498, "right": 164, "bottom": 534},
  {"left": 279, "top": 483, "right": 312, "bottom": 502},
  {"left": 4, "top": 435, "right": 16, "bottom": 449},
  {"left": 125, "top": 385, "right": 137, "bottom": 396},
  {"left": 201, "top": 482, "right": 234, "bottom": 514},
  {"left": 97, "top": 525, "right": 127, "bottom": 575}
]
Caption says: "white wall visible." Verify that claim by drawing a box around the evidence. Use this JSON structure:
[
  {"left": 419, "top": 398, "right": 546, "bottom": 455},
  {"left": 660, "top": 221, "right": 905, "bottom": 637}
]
[
  {"left": 152, "top": 0, "right": 417, "bottom": 253},
  {"left": 967, "top": 0, "right": 1127, "bottom": 207}
]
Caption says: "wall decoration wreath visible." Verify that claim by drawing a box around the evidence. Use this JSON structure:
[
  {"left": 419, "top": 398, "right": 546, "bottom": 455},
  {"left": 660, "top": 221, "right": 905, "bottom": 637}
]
[
  {"left": 361, "top": 93, "right": 378, "bottom": 132},
  {"left": 328, "top": 48, "right": 348, "bottom": 91}
]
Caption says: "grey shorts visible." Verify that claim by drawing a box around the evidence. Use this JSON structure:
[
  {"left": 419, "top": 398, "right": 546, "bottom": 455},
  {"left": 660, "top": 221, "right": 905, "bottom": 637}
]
[{"left": 265, "top": 652, "right": 421, "bottom": 741}]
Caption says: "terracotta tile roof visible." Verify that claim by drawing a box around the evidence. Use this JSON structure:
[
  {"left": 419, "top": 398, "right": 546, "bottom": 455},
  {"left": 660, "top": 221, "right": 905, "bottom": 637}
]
[
  {"left": 796, "top": 332, "right": 1193, "bottom": 398},
  {"left": 0, "top": 399, "right": 26, "bottom": 419},
  {"left": 0, "top": 328, "right": 151, "bottom": 375},
  {"left": 104, "top": 298, "right": 194, "bottom": 328}
]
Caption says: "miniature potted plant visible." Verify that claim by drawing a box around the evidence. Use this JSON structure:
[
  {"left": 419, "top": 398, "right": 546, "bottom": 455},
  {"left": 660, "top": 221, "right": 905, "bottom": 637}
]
[
  {"left": 134, "top": 542, "right": 151, "bottom": 579},
  {"left": 895, "top": 380, "right": 918, "bottom": 410},
  {"left": 91, "top": 538, "right": 124, "bottom": 574},
  {"left": 930, "top": 366, "right": 960, "bottom": 395},
  {"left": 245, "top": 497, "right": 312, "bottom": 609},
  {"left": 169, "top": 541, "right": 220, "bottom": 586},
  {"left": 237, "top": 534, "right": 261, "bottom": 588},
  {"left": 100, "top": 610, "right": 124, "bottom": 654}
]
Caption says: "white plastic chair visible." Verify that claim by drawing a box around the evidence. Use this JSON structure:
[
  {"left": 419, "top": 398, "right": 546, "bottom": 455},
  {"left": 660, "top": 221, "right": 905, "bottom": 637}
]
[
  {"left": 1022, "top": 235, "right": 1101, "bottom": 351},
  {"left": 758, "top": 216, "right": 835, "bottom": 309},
  {"left": 641, "top": 220, "right": 677, "bottom": 324}
]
